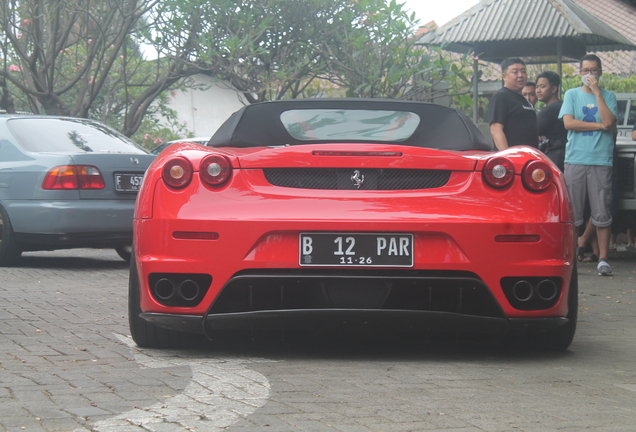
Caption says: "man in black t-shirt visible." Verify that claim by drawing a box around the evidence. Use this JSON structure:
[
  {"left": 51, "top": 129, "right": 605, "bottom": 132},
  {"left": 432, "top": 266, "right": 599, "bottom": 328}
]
[
  {"left": 536, "top": 71, "right": 567, "bottom": 171},
  {"left": 488, "top": 57, "right": 538, "bottom": 150},
  {"left": 522, "top": 81, "right": 538, "bottom": 108}
]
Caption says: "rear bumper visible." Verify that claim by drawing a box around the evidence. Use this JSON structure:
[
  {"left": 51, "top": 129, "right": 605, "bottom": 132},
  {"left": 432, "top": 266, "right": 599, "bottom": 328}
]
[
  {"left": 139, "top": 310, "right": 567, "bottom": 336},
  {"left": 5, "top": 199, "right": 135, "bottom": 235},
  {"left": 135, "top": 219, "right": 575, "bottom": 318},
  {"left": 15, "top": 232, "right": 132, "bottom": 250}
]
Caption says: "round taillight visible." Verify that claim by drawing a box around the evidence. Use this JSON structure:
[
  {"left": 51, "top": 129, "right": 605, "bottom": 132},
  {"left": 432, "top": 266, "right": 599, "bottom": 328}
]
[
  {"left": 162, "top": 157, "right": 193, "bottom": 188},
  {"left": 522, "top": 160, "right": 553, "bottom": 191},
  {"left": 483, "top": 157, "right": 514, "bottom": 188},
  {"left": 200, "top": 155, "right": 231, "bottom": 186}
]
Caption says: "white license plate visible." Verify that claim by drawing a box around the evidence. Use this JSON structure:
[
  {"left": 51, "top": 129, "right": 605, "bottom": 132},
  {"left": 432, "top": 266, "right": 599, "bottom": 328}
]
[
  {"left": 299, "top": 233, "right": 414, "bottom": 267},
  {"left": 115, "top": 173, "right": 144, "bottom": 192}
]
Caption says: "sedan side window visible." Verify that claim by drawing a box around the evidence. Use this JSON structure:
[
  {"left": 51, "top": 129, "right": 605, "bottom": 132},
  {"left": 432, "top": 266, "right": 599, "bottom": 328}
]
[
  {"left": 617, "top": 100, "right": 627, "bottom": 126},
  {"left": 628, "top": 100, "right": 636, "bottom": 127}
]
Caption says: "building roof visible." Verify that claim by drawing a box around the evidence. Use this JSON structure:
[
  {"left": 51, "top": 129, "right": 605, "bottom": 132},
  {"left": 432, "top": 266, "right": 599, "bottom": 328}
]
[
  {"left": 417, "top": 0, "right": 636, "bottom": 63},
  {"left": 575, "top": 0, "right": 636, "bottom": 43},
  {"left": 573, "top": 0, "right": 636, "bottom": 74}
]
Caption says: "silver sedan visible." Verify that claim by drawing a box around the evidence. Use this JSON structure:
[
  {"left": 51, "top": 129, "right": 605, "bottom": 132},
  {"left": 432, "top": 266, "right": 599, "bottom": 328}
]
[{"left": 0, "top": 115, "right": 155, "bottom": 265}]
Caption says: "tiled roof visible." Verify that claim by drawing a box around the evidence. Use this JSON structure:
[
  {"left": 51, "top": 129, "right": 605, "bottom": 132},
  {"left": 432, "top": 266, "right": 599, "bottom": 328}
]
[
  {"left": 573, "top": 0, "right": 636, "bottom": 75},
  {"left": 427, "top": 0, "right": 636, "bottom": 79},
  {"left": 417, "top": 0, "right": 636, "bottom": 59},
  {"left": 574, "top": 0, "right": 636, "bottom": 43}
]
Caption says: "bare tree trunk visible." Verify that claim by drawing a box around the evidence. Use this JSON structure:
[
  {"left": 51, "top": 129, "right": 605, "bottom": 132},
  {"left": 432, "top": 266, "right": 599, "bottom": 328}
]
[{"left": 0, "top": 77, "right": 15, "bottom": 113}]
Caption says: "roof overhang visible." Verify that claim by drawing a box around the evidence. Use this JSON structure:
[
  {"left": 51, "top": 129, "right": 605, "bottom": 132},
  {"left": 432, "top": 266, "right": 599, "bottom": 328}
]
[{"left": 417, "top": 0, "right": 636, "bottom": 61}]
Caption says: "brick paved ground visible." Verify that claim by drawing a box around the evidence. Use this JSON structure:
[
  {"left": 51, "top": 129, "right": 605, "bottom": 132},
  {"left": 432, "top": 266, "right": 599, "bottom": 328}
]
[{"left": 1, "top": 248, "right": 635, "bottom": 431}]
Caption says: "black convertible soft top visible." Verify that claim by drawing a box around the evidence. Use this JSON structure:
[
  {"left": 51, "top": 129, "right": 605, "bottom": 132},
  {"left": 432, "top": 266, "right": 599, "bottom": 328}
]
[{"left": 208, "top": 99, "right": 493, "bottom": 151}]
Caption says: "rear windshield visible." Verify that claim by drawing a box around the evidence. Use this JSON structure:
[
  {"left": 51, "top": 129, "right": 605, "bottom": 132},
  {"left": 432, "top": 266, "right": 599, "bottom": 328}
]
[
  {"left": 7, "top": 117, "right": 148, "bottom": 154},
  {"left": 209, "top": 99, "right": 493, "bottom": 151},
  {"left": 280, "top": 109, "right": 420, "bottom": 142}
]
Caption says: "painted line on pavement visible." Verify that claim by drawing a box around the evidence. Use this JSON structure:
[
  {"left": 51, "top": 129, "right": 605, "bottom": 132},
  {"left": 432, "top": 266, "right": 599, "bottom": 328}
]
[{"left": 74, "top": 333, "right": 275, "bottom": 431}]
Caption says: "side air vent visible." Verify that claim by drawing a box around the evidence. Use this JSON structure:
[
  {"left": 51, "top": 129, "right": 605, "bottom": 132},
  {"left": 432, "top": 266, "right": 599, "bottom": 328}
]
[{"left": 263, "top": 168, "right": 451, "bottom": 190}]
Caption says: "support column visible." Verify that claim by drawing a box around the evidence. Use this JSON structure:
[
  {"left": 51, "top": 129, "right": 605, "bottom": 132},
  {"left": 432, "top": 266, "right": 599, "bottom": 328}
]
[
  {"left": 557, "top": 38, "right": 563, "bottom": 98},
  {"left": 473, "top": 56, "right": 479, "bottom": 123}
]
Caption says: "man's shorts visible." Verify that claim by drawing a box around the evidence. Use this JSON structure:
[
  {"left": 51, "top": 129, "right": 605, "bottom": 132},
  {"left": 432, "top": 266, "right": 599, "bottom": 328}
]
[{"left": 564, "top": 164, "right": 613, "bottom": 228}]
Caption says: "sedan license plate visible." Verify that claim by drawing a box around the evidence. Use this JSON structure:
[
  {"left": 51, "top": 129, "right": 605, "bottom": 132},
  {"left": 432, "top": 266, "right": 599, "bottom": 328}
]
[
  {"left": 115, "top": 173, "right": 144, "bottom": 192},
  {"left": 299, "top": 233, "right": 413, "bottom": 267}
]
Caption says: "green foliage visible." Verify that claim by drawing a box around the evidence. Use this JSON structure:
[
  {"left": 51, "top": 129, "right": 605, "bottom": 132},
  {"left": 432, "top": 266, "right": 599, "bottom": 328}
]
[
  {"left": 323, "top": 0, "right": 421, "bottom": 98},
  {"left": 130, "top": 92, "right": 193, "bottom": 150},
  {"left": 0, "top": 0, "right": 159, "bottom": 117},
  {"left": 526, "top": 63, "right": 636, "bottom": 94},
  {"left": 457, "top": 95, "right": 490, "bottom": 124},
  {"left": 410, "top": 45, "right": 474, "bottom": 108},
  {"left": 562, "top": 74, "right": 636, "bottom": 93},
  {"left": 20, "top": 0, "right": 636, "bottom": 140},
  {"left": 0, "top": 0, "right": 207, "bottom": 137},
  {"left": 317, "top": 0, "right": 475, "bottom": 105},
  {"left": 132, "top": 125, "right": 180, "bottom": 151},
  {"left": 150, "top": 0, "right": 349, "bottom": 103}
]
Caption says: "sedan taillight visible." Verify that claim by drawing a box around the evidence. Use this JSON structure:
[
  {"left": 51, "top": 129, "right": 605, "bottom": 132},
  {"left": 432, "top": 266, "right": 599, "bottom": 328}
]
[
  {"left": 162, "top": 157, "right": 193, "bottom": 188},
  {"left": 42, "top": 165, "right": 105, "bottom": 190},
  {"left": 200, "top": 155, "right": 232, "bottom": 186},
  {"left": 483, "top": 157, "right": 514, "bottom": 188},
  {"left": 522, "top": 160, "right": 553, "bottom": 191}
]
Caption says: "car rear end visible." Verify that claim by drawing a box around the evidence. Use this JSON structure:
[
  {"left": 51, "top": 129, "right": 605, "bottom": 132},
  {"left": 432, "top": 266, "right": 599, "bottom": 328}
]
[
  {"left": 0, "top": 116, "right": 154, "bottom": 251},
  {"left": 133, "top": 143, "right": 575, "bottom": 343}
]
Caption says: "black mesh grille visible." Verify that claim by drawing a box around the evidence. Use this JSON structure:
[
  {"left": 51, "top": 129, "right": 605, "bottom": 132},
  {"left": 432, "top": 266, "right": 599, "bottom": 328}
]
[
  {"left": 263, "top": 168, "right": 451, "bottom": 190},
  {"left": 209, "top": 272, "right": 504, "bottom": 319}
]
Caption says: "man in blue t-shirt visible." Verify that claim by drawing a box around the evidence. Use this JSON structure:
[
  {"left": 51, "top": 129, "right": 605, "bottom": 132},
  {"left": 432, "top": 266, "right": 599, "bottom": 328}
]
[{"left": 559, "top": 54, "right": 617, "bottom": 276}]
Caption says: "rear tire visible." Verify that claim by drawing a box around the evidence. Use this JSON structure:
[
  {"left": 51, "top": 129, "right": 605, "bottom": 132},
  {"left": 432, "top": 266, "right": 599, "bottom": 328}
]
[
  {"left": 0, "top": 205, "right": 22, "bottom": 266},
  {"left": 507, "top": 264, "right": 578, "bottom": 351},
  {"left": 128, "top": 253, "right": 201, "bottom": 349},
  {"left": 539, "top": 264, "right": 578, "bottom": 351}
]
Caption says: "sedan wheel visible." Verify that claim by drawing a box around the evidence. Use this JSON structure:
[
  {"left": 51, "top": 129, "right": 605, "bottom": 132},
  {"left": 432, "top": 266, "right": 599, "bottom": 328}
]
[
  {"left": 115, "top": 244, "right": 132, "bottom": 261},
  {"left": 0, "top": 206, "right": 22, "bottom": 266}
]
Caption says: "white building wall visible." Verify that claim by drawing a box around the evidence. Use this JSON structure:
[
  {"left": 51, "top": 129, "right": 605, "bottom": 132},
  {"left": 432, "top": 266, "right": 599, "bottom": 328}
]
[{"left": 166, "top": 74, "right": 245, "bottom": 138}]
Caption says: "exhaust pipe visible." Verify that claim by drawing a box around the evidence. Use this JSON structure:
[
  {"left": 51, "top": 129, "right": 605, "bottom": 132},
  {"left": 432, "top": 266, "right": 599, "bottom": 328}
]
[
  {"left": 155, "top": 278, "right": 176, "bottom": 300},
  {"left": 178, "top": 279, "right": 200, "bottom": 301},
  {"left": 537, "top": 279, "right": 558, "bottom": 301},
  {"left": 512, "top": 280, "right": 534, "bottom": 302}
]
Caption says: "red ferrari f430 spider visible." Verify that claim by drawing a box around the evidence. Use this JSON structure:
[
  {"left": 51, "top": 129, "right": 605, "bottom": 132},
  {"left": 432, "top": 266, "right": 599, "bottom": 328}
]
[{"left": 129, "top": 99, "right": 576, "bottom": 351}]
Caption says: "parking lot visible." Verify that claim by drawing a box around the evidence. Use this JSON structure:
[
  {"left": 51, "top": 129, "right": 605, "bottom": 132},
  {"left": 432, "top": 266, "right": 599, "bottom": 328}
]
[{"left": 1, "top": 247, "right": 636, "bottom": 432}]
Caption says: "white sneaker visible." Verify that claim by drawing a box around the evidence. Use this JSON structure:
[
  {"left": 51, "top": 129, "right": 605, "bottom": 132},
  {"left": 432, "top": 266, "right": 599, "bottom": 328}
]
[{"left": 597, "top": 259, "right": 612, "bottom": 276}]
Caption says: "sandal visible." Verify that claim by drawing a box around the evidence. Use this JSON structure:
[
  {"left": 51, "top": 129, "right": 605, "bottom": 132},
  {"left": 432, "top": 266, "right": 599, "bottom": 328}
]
[
  {"left": 576, "top": 246, "right": 585, "bottom": 262},
  {"left": 583, "top": 254, "right": 598, "bottom": 263}
]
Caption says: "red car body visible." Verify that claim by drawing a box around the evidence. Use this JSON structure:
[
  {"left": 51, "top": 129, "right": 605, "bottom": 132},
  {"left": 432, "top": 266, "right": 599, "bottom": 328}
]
[{"left": 129, "top": 99, "right": 576, "bottom": 350}]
